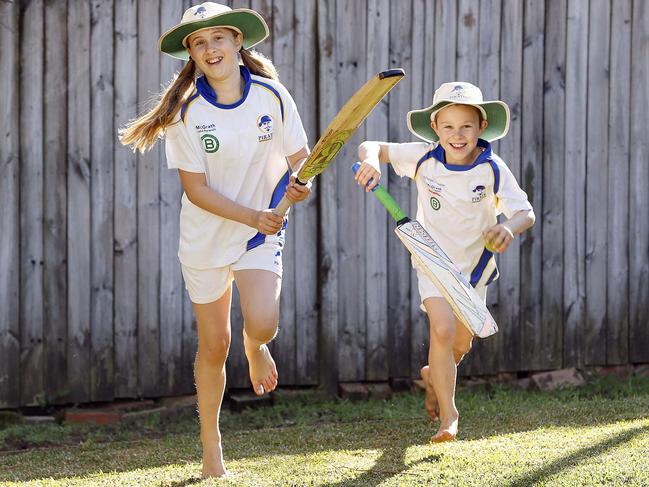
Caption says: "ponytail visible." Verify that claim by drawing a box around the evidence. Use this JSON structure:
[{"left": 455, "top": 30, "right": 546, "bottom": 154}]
[
  {"left": 240, "top": 48, "right": 279, "bottom": 81},
  {"left": 119, "top": 59, "right": 197, "bottom": 153}
]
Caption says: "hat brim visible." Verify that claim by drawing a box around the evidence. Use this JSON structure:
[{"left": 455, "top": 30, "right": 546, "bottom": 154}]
[
  {"left": 159, "top": 9, "right": 269, "bottom": 61},
  {"left": 407, "top": 100, "right": 510, "bottom": 143}
]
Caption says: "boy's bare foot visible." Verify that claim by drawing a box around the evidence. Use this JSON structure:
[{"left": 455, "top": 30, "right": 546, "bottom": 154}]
[
  {"left": 244, "top": 331, "right": 278, "bottom": 396},
  {"left": 430, "top": 415, "right": 459, "bottom": 443},
  {"left": 420, "top": 366, "right": 439, "bottom": 421},
  {"left": 202, "top": 444, "right": 227, "bottom": 478}
]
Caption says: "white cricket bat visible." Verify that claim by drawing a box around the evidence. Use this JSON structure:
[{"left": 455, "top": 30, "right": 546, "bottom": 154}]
[
  {"left": 273, "top": 69, "right": 405, "bottom": 216},
  {"left": 352, "top": 162, "right": 498, "bottom": 338}
]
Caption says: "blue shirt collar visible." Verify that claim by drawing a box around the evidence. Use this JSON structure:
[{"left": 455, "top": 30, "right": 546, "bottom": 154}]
[
  {"left": 195, "top": 65, "right": 252, "bottom": 109},
  {"left": 431, "top": 139, "right": 493, "bottom": 171}
]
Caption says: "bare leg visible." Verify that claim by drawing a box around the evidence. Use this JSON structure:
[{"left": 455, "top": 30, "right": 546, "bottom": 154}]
[
  {"left": 193, "top": 288, "right": 232, "bottom": 478},
  {"left": 234, "top": 269, "right": 281, "bottom": 396},
  {"left": 420, "top": 322, "right": 473, "bottom": 421},
  {"left": 424, "top": 297, "right": 460, "bottom": 442}
]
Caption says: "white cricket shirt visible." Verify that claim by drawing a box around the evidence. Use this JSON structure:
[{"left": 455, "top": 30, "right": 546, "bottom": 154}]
[
  {"left": 165, "top": 66, "right": 308, "bottom": 269},
  {"left": 389, "top": 139, "right": 533, "bottom": 288}
]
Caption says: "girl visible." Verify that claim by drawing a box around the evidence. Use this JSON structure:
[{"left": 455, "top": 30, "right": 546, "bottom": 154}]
[
  {"left": 355, "top": 82, "right": 535, "bottom": 443},
  {"left": 120, "top": 2, "right": 310, "bottom": 478}
]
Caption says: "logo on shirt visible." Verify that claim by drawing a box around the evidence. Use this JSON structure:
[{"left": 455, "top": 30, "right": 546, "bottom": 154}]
[
  {"left": 423, "top": 176, "right": 444, "bottom": 196},
  {"left": 471, "top": 185, "right": 486, "bottom": 203},
  {"left": 430, "top": 196, "right": 441, "bottom": 211},
  {"left": 201, "top": 134, "right": 219, "bottom": 153},
  {"left": 257, "top": 114, "right": 273, "bottom": 142}
]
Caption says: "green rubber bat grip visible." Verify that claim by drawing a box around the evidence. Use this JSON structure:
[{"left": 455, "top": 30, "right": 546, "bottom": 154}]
[{"left": 351, "top": 162, "right": 408, "bottom": 223}]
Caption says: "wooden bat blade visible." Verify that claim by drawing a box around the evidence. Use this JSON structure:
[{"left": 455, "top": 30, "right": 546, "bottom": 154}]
[
  {"left": 395, "top": 221, "right": 498, "bottom": 338},
  {"left": 274, "top": 69, "right": 404, "bottom": 216}
]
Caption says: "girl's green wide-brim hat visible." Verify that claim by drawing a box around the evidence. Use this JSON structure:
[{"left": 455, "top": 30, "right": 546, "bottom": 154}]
[
  {"left": 407, "top": 82, "right": 511, "bottom": 143},
  {"left": 159, "top": 2, "right": 269, "bottom": 61}
]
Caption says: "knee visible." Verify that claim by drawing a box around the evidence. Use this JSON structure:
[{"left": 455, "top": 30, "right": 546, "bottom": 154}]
[
  {"left": 244, "top": 310, "right": 279, "bottom": 344},
  {"left": 197, "top": 332, "right": 231, "bottom": 366},
  {"left": 430, "top": 320, "right": 455, "bottom": 346}
]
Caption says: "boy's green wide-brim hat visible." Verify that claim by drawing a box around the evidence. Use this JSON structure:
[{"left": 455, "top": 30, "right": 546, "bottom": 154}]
[
  {"left": 407, "top": 82, "right": 511, "bottom": 143},
  {"left": 159, "top": 2, "right": 269, "bottom": 61}
]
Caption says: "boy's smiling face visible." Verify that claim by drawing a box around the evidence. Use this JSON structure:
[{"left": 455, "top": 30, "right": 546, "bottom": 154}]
[{"left": 431, "top": 104, "right": 488, "bottom": 165}]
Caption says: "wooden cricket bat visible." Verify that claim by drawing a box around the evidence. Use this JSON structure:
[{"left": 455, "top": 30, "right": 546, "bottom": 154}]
[
  {"left": 273, "top": 68, "right": 405, "bottom": 216},
  {"left": 351, "top": 162, "right": 498, "bottom": 338}
]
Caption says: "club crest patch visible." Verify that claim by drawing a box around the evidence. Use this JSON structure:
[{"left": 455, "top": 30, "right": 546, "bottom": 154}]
[
  {"left": 257, "top": 114, "right": 273, "bottom": 142},
  {"left": 471, "top": 185, "right": 486, "bottom": 203},
  {"left": 430, "top": 196, "right": 441, "bottom": 211},
  {"left": 201, "top": 134, "right": 219, "bottom": 153},
  {"left": 193, "top": 6, "right": 207, "bottom": 18}
]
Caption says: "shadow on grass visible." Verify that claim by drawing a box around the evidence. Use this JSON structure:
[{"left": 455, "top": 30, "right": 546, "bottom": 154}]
[
  {"left": 507, "top": 424, "right": 649, "bottom": 487},
  {"left": 320, "top": 446, "right": 441, "bottom": 487}
]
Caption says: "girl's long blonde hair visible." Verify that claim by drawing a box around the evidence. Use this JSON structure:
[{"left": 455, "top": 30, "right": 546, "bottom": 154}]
[{"left": 119, "top": 32, "right": 278, "bottom": 153}]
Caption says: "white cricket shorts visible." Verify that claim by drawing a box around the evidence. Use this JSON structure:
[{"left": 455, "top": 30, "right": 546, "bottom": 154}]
[
  {"left": 181, "top": 240, "right": 283, "bottom": 304},
  {"left": 415, "top": 266, "right": 487, "bottom": 311}
]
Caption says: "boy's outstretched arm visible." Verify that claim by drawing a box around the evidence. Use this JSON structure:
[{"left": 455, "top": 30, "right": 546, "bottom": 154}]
[
  {"left": 482, "top": 209, "right": 536, "bottom": 253},
  {"left": 356, "top": 141, "right": 392, "bottom": 191}
]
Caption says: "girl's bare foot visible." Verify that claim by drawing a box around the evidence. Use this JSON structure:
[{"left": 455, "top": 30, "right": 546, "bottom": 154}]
[
  {"left": 244, "top": 332, "right": 278, "bottom": 396},
  {"left": 201, "top": 443, "right": 227, "bottom": 478},
  {"left": 420, "top": 366, "right": 439, "bottom": 421},
  {"left": 430, "top": 414, "right": 459, "bottom": 443}
]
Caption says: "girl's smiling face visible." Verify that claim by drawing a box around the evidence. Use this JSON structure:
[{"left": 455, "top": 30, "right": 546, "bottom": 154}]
[
  {"left": 431, "top": 104, "right": 488, "bottom": 165},
  {"left": 187, "top": 27, "right": 242, "bottom": 80}
]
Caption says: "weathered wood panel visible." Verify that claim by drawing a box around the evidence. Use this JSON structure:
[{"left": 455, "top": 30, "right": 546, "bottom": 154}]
[
  {"left": 90, "top": 0, "right": 116, "bottom": 402},
  {"left": 0, "top": 0, "right": 21, "bottom": 408},
  {"left": 43, "top": 0, "right": 68, "bottom": 405},
  {"left": 585, "top": 0, "right": 610, "bottom": 365},
  {"left": 20, "top": 0, "right": 44, "bottom": 406},
  {"left": 563, "top": 0, "right": 588, "bottom": 368},
  {"left": 67, "top": 0, "right": 92, "bottom": 403},
  {"left": 114, "top": 0, "right": 139, "bottom": 399},
  {"left": 606, "top": 0, "right": 631, "bottom": 368},
  {"left": 293, "top": 0, "right": 319, "bottom": 385},
  {"left": 159, "top": 0, "right": 185, "bottom": 396},
  {"left": 387, "top": 0, "right": 414, "bottom": 380},
  {"left": 540, "top": 0, "right": 566, "bottom": 370},
  {"left": 629, "top": 0, "right": 649, "bottom": 363},
  {"left": 497, "top": 0, "right": 523, "bottom": 372},
  {"left": 137, "top": 0, "right": 161, "bottom": 397}
]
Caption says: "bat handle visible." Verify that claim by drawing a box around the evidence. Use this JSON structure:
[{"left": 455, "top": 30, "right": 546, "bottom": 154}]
[
  {"left": 351, "top": 161, "right": 377, "bottom": 191},
  {"left": 273, "top": 195, "right": 292, "bottom": 216}
]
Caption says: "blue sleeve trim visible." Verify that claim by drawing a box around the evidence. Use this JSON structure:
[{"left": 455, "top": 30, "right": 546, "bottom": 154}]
[
  {"left": 246, "top": 169, "right": 291, "bottom": 252},
  {"left": 470, "top": 247, "right": 495, "bottom": 288},
  {"left": 414, "top": 150, "right": 435, "bottom": 178},
  {"left": 489, "top": 159, "right": 500, "bottom": 194},
  {"left": 252, "top": 80, "right": 285, "bottom": 122},
  {"left": 485, "top": 267, "right": 499, "bottom": 286}
]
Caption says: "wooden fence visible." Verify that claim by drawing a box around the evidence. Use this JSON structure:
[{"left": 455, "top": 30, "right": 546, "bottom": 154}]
[{"left": 1, "top": 0, "right": 648, "bottom": 408}]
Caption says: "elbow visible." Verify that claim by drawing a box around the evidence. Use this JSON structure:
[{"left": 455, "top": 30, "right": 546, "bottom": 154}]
[{"left": 526, "top": 209, "right": 536, "bottom": 230}]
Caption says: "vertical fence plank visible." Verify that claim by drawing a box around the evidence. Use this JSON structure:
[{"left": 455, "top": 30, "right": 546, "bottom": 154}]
[
  {"left": 137, "top": 0, "right": 161, "bottom": 397},
  {"left": 114, "top": 0, "right": 139, "bottom": 398},
  {"left": 336, "top": 0, "right": 367, "bottom": 382},
  {"left": 43, "top": 0, "right": 68, "bottom": 404},
  {"left": 470, "top": 0, "right": 502, "bottom": 375},
  {"left": 387, "top": 0, "right": 413, "bottom": 380},
  {"left": 293, "top": 0, "right": 319, "bottom": 385},
  {"left": 520, "top": 0, "right": 545, "bottom": 371},
  {"left": 563, "top": 0, "right": 588, "bottom": 368},
  {"left": 584, "top": 0, "right": 610, "bottom": 365},
  {"left": 20, "top": 0, "right": 44, "bottom": 406},
  {"left": 273, "top": 0, "right": 298, "bottom": 385},
  {"left": 67, "top": 0, "right": 91, "bottom": 403},
  {"left": 606, "top": 0, "right": 631, "bottom": 367},
  {"left": 318, "top": 0, "right": 339, "bottom": 393},
  {"left": 629, "top": 0, "right": 649, "bottom": 363},
  {"left": 0, "top": 0, "right": 21, "bottom": 408},
  {"left": 540, "top": 0, "right": 566, "bottom": 370},
  {"left": 159, "top": 0, "right": 185, "bottom": 396},
  {"left": 364, "top": 0, "right": 390, "bottom": 382},
  {"left": 90, "top": 0, "right": 115, "bottom": 402},
  {"left": 497, "top": 0, "right": 523, "bottom": 373},
  {"left": 454, "top": 0, "right": 480, "bottom": 377}
]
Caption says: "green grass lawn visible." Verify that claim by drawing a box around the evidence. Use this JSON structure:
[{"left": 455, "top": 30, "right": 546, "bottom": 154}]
[{"left": 1, "top": 376, "right": 648, "bottom": 486}]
